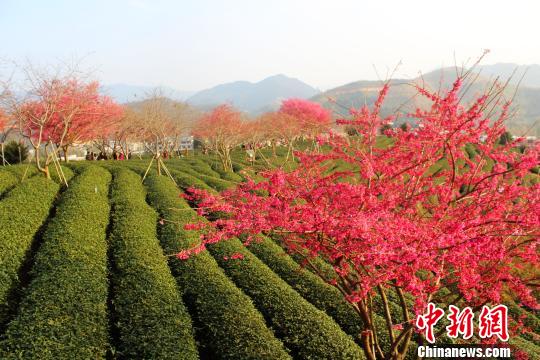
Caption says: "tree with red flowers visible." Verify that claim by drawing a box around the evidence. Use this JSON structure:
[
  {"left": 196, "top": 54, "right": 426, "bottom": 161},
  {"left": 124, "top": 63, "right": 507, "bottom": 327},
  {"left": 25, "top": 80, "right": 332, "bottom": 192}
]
[
  {"left": 4, "top": 65, "right": 123, "bottom": 178},
  {"left": 192, "top": 104, "right": 245, "bottom": 171},
  {"left": 185, "top": 74, "right": 539, "bottom": 360},
  {"left": 279, "top": 98, "right": 332, "bottom": 139},
  {"left": 46, "top": 80, "right": 123, "bottom": 161}
]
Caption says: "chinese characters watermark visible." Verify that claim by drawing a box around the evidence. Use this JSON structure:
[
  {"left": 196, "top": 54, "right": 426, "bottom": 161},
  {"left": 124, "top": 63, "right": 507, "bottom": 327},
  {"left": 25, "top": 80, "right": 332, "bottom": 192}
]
[{"left": 416, "top": 303, "right": 509, "bottom": 343}]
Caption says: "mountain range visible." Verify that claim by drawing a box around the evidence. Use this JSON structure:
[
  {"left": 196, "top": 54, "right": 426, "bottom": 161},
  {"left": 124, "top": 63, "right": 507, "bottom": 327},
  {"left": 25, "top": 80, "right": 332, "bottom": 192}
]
[
  {"left": 313, "top": 65, "right": 540, "bottom": 136},
  {"left": 102, "top": 63, "right": 540, "bottom": 136},
  {"left": 186, "top": 74, "right": 320, "bottom": 113}
]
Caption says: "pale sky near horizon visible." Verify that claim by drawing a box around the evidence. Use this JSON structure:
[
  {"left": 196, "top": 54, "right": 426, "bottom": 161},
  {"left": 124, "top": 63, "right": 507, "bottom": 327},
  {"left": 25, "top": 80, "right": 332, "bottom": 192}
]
[{"left": 1, "top": 0, "right": 539, "bottom": 91}]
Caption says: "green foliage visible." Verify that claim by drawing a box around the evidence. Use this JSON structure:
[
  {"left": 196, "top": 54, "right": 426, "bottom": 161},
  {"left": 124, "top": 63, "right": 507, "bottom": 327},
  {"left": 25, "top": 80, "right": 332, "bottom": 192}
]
[
  {"left": 207, "top": 238, "right": 365, "bottom": 359},
  {"left": 144, "top": 175, "right": 290, "bottom": 359},
  {"left": 0, "top": 170, "right": 19, "bottom": 196},
  {"left": 108, "top": 168, "right": 198, "bottom": 359},
  {"left": 0, "top": 177, "right": 60, "bottom": 325},
  {"left": 0, "top": 166, "right": 111, "bottom": 359},
  {"left": 1, "top": 141, "right": 28, "bottom": 164}
]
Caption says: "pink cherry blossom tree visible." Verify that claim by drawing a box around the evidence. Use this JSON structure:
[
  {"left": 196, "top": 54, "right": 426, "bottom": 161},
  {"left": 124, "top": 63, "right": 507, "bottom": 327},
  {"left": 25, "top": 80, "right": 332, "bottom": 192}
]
[{"left": 184, "top": 75, "right": 539, "bottom": 360}]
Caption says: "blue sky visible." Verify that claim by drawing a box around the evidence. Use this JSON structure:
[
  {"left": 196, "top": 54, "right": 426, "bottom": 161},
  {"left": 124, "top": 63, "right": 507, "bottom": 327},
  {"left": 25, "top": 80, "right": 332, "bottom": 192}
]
[{"left": 1, "top": 0, "right": 539, "bottom": 91}]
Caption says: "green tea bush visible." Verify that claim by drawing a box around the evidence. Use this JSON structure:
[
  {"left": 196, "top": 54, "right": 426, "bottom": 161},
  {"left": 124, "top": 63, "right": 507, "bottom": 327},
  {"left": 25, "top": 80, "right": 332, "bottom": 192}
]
[
  {"left": 0, "top": 177, "right": 60, "bottom": 325},
  {"left": 145, "top": 175, "right": 290, "bottom": 359},
  {"left": 108, "top": 168, "right": 198, "bottom": 359},
  {"left": 0, "top": 166, "right": 111, "bottom": 359},
  {"left": 0, "top": 170, "right": 18, "bottom": 196}
]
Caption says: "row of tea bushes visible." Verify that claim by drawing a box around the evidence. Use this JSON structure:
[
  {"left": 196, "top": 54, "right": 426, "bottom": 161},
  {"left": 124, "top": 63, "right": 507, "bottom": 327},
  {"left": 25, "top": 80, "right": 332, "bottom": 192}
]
[
  {"left": 49, "top": 165, "right": 74, "bottom": 185},
  {"left": 183, "top": 158, "right": 221, "bottom": 178},
  {"left": 173, "top": 163, "right": 369, "bottom": 356},
  {"left": 207, "top": 238, "right": 366, "bottom": 359},
  {"left": 271, "top": 237, "right": 400, "bottom": 354},
  {"left": 0, "top": 177, "right": 61, "bottom": 325},
  {"left": 0, "top": 164, "right": 41, "bottom": 196},
  {"left": 0, "top": 164, "right": 73, "bottom": 197},
  {"left": 167, "top": 164, "right": 234, "bottom": 192},
  {"left": 247, "top": 235, "right": 364, "bottom": 342},
  {"left": 126, "top": 162, "right": 215, "bottom": 193},
  {"left": 108, "top": 168, "right": 198, "bottom": 359},
  {"left": 144, "top": 175, "right": 291, "bottom": 359},
  {"left": 0, "top": 166, "right": 111, "bottom": 359},
  {"left": 3, "top": 164, "right": 38, "bottom": 181},
  {"left": 197, "top": 175, "right": 234, "bottom": 192},
  {"left": 167, "top": 169, "right": 215, "bottom": 192},
  {"left": 199, "top": 158, "right": 244, "bottom": 182}
]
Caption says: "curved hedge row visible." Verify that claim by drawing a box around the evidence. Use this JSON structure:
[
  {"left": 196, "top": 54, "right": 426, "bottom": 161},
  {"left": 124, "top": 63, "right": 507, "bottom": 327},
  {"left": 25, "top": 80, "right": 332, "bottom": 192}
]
[
  {"left": 0, "top": 177, "right": 61, "bottom": 325},
  {"left": 3, "top": 164, "right": 38, "bottom": 180},
  {"left": 108, "top": 168, "right": 198, "bottom": 359},
  {"left": 0, "top": 166, "right": 111, "bottom": 359},
  {"left": 166, "top": 162, "right": 233, "bottom": 192},
  {"left": 207, "top": 238, "right": 365, "bottom": 359},
  {"left": 197, "top": 175, "right": 234, "bottom": 192},
  {"left": 168, "top": 169, "right": 215, "bottom": 192},
  {"left": 184, "top": 159, "right": 221, "bottom": 178},
  {"left": 274, "top": 238, "right": 400, "bottom": 354},
  {"left": 144, "top": 175, "right": 290, "bottom": 360},
  {"left": 50, "top": 165, "right": 74, "bottom": 185},
  {"left": 247, "top": 236, "right": 364, "bottom": 342},
  {"left": 126, "top": 162, "right": 215, "bottom": 192}
]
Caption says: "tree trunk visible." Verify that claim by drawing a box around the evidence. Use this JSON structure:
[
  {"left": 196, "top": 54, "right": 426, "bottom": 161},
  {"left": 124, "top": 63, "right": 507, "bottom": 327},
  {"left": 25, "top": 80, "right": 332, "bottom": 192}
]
[
  {"left": 63, "top": 145, "right": 69, "bottom": 162},
  {"left": 1, "top": 142, "right": 5, "bottom": 166},
  {"left": 155, "top": 140, "right": 162, "bottom": 176}
]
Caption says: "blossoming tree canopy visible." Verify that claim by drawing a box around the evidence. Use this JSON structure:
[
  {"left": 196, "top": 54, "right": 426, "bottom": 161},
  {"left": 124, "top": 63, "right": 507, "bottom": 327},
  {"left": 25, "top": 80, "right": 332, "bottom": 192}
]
[
  {"left": 192, "top": 104, "right": 245, "bottom": 171},
  {"left": 12, "top": 75, "right": 123, "bottom": 176},
  {"left": 185, "top": 76, "right": 540, "bottom": 360},
  {"left": 46, "top": 80, "right": 124, "bottom": 160},
  {"left": 0, "top": 110, "right": 6, "bottom": 130},
  {"left": 279, "top": 98, "right": 332, "bottom": 137}
]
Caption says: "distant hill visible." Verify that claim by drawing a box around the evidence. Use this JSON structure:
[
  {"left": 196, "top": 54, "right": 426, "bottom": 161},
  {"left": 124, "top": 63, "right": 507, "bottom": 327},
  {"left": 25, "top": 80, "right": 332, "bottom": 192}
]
[
  {"left": 187, "top": 74, "right": 320, "bottom": 114},
  {"left": 478, "top": 63, "right": 540, "bottom": 88},
  {"left": 101, "top": 84, "right": 195, "bottom": 104},
  {"left": 312, "top": 66, "right": 540, "bottom": 137}
]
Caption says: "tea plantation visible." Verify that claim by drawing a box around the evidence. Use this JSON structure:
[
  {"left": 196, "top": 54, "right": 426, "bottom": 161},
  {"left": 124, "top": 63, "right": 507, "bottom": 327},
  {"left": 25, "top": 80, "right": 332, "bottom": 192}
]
[{"left": 0, "top": 155, "right": 538, "bottom": 359}]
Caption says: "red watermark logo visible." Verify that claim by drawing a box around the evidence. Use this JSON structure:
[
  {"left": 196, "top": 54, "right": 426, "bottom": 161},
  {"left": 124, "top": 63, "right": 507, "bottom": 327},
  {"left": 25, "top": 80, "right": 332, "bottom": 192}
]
[{"left": 416, "top": 303, "right": 509, "bottom": 343}]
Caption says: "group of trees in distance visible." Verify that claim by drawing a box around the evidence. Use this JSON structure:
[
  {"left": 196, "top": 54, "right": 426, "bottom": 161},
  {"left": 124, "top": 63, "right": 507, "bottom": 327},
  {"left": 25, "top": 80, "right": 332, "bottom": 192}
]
[{"left": 0, "top": 64, "right": 334, "bottom": 177}]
